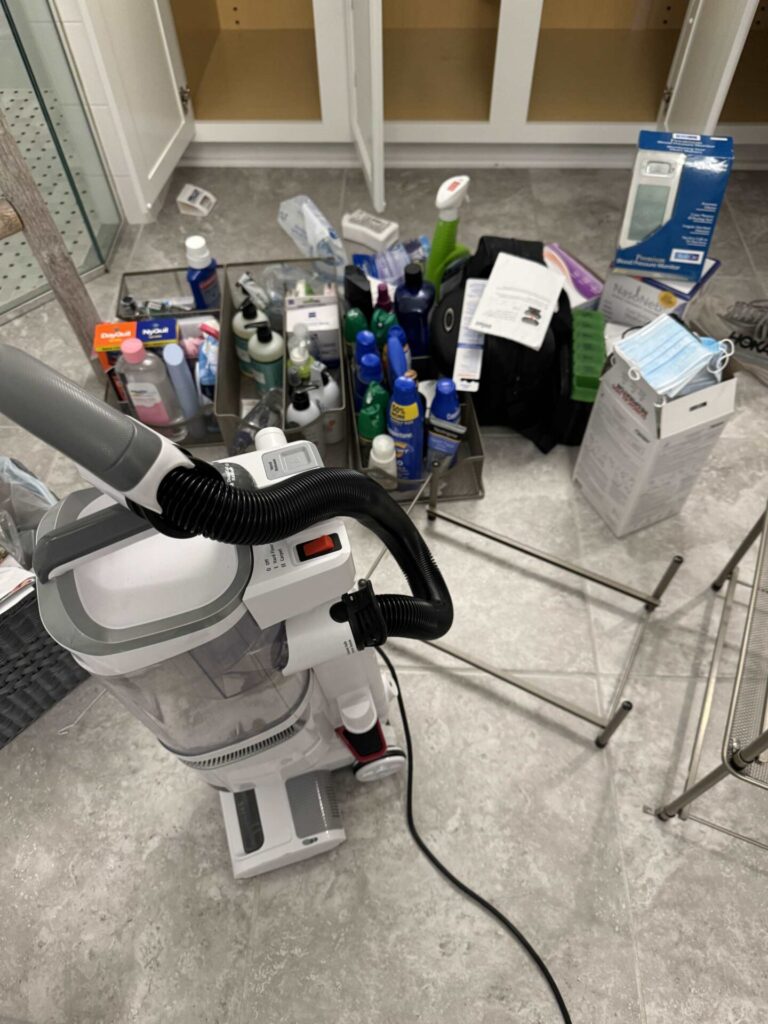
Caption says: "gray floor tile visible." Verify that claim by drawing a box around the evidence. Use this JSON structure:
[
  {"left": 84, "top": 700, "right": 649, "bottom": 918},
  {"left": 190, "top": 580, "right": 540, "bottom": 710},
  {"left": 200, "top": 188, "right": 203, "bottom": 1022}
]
[
  {"left": 722, "top": 170, "right": 768, "bottom": 285},
  {"left": 129, "top": 166, "right": 347, "bottom": 271},
  {"left": 603, "top": 674, "right": 768, "bottom": 1024}
]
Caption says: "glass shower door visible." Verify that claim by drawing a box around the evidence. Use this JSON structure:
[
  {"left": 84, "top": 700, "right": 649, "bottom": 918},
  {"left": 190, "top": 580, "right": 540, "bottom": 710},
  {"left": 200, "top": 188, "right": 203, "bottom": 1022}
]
[{"left": 0, "top": 0, "right": 121, "bottom": 319}]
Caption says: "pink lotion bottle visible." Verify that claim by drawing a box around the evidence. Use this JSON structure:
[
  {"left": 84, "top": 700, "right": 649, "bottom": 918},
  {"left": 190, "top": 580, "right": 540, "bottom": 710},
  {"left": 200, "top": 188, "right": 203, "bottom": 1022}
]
[{"left": 116, "top": 338, "right": 186, "bottom": 442}]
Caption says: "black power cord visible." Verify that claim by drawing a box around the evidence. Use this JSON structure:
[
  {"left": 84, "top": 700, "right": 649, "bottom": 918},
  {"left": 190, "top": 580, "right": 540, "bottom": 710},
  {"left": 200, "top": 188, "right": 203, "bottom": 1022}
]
[{"left": 376, "top": 647, "right": 573, "bottom": 1024}]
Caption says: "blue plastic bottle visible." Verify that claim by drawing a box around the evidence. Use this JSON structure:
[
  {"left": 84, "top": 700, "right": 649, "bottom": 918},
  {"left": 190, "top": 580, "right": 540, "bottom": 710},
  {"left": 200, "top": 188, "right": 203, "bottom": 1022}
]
[
  {"left": 356, "top": 352, "right": 383, "bottom": 411},
  {"left": 354, "top": 330, "right": 377, "bottom": 410},
  {"left": 394, "top": 262, "right": 435, "bottom": 357},
  {"left": 387, "top": 376, "right": 424, "bottom": 481},
  {"left": 186, "top": 235, "right": 221, "bottom": 310},
  {"left": 431, "top": 378, "right": 461, "bottom": 423},
  {"left": 386, "top": 328, "right": 409, "bottom": 389}
]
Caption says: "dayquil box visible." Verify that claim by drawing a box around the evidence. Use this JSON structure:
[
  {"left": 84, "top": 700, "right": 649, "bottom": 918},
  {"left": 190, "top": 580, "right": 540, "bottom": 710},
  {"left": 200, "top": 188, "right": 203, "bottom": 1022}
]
[
  {"left": 613, "top": 131, "right": 733, "bottom": 282},
  {"left": 598, "top": 259, "right": 720, "bottom": 327},
  {"left": 573, "top": 358, "right": 736, "bottom": 537}
]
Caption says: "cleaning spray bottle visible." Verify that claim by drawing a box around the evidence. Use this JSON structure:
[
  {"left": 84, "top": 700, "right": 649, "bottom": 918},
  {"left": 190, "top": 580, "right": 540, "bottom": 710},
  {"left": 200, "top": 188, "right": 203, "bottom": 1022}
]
[{"left": 424, "top": 176, "right": 471, "bottom": 291}]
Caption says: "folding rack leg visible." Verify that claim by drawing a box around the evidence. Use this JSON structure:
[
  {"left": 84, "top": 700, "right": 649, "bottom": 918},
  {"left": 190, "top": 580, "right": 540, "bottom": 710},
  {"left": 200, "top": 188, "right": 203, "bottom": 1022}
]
[
  {"left": 711, "top": 513, "right": 765, "bottom": 591},
  {"left": 598, "top": 554, "right": 685, "bottom": 744},
  {"left": 678, "top": 570, "right": 739, "bottom": 818},
  {"left": 656, "top": 726, "right": 768, "bottom": 821},
  {"left": 423, "top": 476, "right": 683, "bottom": 747}
]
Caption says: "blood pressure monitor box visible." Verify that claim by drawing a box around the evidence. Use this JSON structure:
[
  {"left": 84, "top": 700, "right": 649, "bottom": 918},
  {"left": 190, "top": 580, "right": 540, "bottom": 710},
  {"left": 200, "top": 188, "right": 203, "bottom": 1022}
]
[
  {"left": 573, "top": 358, "right": 736, "bottom": 537},
  {"left": 613, "top": 131, "right": 733, "bottom": 283}
]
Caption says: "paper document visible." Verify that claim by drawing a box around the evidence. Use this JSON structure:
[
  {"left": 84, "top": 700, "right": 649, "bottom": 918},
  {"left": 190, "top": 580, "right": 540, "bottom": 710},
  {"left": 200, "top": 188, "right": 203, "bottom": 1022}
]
[
  {"left": 453, "top": 279, "right": 487, "bottom": 393},
  {"left": 469, "top": 253, "right": 564, "bottom": 351}
]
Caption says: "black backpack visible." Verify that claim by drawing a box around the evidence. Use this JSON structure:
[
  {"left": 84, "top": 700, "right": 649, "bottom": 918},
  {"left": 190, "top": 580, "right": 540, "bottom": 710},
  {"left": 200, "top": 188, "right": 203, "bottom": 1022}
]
[{"left": 431, "top": 237, "right": 590, "bottom": 453}]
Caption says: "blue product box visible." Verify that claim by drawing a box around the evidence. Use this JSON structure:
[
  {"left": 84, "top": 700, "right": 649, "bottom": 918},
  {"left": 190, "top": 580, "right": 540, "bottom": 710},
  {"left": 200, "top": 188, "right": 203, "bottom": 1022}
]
[
  {"left": 613, "top": 131, "right": 734, "bottom": 283},
  {"left": 136, "top": 318, "right": 178, "bottom": 346}
]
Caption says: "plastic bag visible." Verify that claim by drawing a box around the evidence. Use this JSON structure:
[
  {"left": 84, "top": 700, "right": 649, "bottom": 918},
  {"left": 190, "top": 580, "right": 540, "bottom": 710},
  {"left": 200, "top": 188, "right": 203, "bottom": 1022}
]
[
  {"left": 0, "top": 456, "right": 57, "bottom": 567},
  {"left": 278, "top": 196, "right": 348, "bottom": 283}
]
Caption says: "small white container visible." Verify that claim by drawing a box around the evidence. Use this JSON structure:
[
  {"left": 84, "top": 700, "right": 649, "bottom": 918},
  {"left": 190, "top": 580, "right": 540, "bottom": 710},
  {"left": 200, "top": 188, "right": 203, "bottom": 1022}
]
[
  {"left": 286, "top": 390, "right": 326, "bottom": 457},
  {"left": 232, "top": 301, "right": 267, "bottom": 377},
  {"left": 315, "top": 371, "right": 344, "bottom": 446},
  {"left": 368, "top": 434, "right": 397, "bottom": 488},
  {"left": 247, "top": 324, "right": 284, "bottom": 395}
]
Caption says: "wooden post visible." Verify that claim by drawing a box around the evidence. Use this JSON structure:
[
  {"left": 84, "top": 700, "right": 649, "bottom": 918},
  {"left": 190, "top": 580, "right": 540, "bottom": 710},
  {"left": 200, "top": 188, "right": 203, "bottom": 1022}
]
[{"left": 0, "top": 105, "right": 101, "bottom": 371}]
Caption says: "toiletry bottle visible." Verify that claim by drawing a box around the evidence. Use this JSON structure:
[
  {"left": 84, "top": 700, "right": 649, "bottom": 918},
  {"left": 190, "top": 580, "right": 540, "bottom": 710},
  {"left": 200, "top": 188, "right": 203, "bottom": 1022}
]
[
  {"left": 286, "top": 389, "right": 326, "bottom": 457},
  {"left": 371, "top": 307, "right": 398, "bottom": 349},
  {"left": 374, "top": 282, "right": 393, "bottom": 312},
  {"left": 163, "top": 343, "right": 205, "bottom": 441},
  {"left": 354, "top": 329, "right": 377, "bottom": 367},
  {"left": 395, "top": 263, "right": 435, "bottom": 357},
  {"left": 368, "top": 433, "right": 398, "bottom": 488},
  {"left": 386, "top": 328, "right": 409, "bottom": 389},
  {"left": 185, "top": 235, "right": 221, "bottom": 310},
  {"left": 387, "top": 375, "right": 424, "bottom": 481},
  {"left": 116, "top": 338, "right": 186, "bottom": 442},
  {"left": 356, "top": 352, "right": 383, "bottom": 412},
  {"left": 427, "top": 378, "right": 463, "bottom": 469},
  {"left": 232, "top": 299, "right": 267, "bottom": 377},
  {"left": 316, "top": 370, "right": 343, "bottom": 445},
  {"left": 248, "top": 323, "right": 285, "bottom": 395},
  {"left": 357, "top": 402, "right": 384, "bottom": 466},
  {"left": 353, "top": 330, "right": 377, "bottom": 409},
  {"left": 288, "top": 337, "right": 313, "bottom": 387},
  {"left": 431, "top": 378, "right": 461, "bottom": 423},
  {"left": 363, "top": 378, "right": 389, "bottom": 431},
  {"left": 387, "top": 324, "right": 411, "bottom": 369},
  {"left": 344, "top": 307, "right": 368, "bottom": 351}
]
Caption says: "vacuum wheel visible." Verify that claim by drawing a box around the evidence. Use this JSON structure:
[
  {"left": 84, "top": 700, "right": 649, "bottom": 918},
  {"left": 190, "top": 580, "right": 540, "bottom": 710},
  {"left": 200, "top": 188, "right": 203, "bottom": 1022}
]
[{"left": 353, "top": 746, "right": 406, "bottom": 782}]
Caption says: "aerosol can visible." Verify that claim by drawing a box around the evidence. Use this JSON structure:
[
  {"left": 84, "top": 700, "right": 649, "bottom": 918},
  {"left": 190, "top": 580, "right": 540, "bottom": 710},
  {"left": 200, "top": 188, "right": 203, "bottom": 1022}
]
[
  {"left": 424, "top": 175, "right": 471, "bottom": 291},
  {"left": 0, "top": 347, "right": 452, "bottom": 880}
]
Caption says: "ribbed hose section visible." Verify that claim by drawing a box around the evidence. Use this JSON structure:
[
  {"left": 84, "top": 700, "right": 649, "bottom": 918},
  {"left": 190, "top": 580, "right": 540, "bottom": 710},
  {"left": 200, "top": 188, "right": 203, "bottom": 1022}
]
[{"left": 155, "top": 466, "right": 453, "bottom": 642}]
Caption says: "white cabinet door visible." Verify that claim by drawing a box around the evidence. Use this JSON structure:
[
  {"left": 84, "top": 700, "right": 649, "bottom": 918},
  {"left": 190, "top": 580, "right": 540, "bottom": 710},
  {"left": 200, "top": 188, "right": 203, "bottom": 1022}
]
[
  {"left": 659, "top": 0, "right": 757, "bottom": 133},
  {"left": 345, "top": 0, "right": 385, "bottom": 212},
  {"left": 75, "top": 0, "right": 193, "bottom": 220}
]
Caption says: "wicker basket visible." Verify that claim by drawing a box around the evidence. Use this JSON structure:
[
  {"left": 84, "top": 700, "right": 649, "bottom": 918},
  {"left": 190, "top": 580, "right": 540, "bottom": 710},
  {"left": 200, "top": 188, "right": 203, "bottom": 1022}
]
[{"left": 0, "top": 587, "right": 88, "bottom": 749}]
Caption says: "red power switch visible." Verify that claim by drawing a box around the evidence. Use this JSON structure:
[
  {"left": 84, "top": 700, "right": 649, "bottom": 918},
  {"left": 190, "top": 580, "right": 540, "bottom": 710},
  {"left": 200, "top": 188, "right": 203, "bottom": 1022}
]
[{"left": 298, "top": 534, "right": 338, "bottom": 561}]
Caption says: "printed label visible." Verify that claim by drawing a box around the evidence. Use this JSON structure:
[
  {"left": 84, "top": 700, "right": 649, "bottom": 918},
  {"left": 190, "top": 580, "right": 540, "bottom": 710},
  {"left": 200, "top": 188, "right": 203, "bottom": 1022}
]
[
  {"left": 389, "top": 402, "right": 419, "bottom": 423},
  {"left": 126, "top": 382, "right": 164, "bottom": 409}
]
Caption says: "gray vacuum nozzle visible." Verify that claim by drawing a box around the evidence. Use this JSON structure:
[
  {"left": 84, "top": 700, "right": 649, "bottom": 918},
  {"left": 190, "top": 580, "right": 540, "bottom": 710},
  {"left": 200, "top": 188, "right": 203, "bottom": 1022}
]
[{"left": 0, "top": 345, "right": 162, "bottom": 492}]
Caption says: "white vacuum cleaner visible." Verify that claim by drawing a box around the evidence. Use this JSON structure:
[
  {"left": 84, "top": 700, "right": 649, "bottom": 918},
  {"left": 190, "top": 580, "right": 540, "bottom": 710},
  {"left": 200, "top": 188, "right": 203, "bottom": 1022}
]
[{"left": 0, "top": 347, "right": 452, "bottom": 879}]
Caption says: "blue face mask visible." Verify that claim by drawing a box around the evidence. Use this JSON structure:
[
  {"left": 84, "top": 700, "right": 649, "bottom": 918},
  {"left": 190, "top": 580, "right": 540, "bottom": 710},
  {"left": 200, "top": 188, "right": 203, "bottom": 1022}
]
[{"left": 615, "top": 317, "right": 729, "bottom": 398}]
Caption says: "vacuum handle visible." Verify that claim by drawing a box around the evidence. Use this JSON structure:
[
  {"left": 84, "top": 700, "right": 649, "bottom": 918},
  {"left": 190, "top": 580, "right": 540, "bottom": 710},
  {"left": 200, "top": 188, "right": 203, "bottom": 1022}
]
[{"left": 0, "top": 346, "right": 189, "bottom": 509}]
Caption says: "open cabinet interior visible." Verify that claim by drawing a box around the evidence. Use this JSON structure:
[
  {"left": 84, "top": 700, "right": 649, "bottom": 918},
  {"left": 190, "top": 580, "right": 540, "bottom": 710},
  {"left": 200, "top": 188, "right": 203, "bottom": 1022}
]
[
  {"left": 528, "top": 0, "right": 687, "bottom": 122},
  {"left": 169, "top": 0, "right": 321, "bottom": 121},
  {"left": 382, "top": 0, "right": 500, "bottom": 121},
  {"left": 721, "top": 5, "right": 768, "bottom": 122}
]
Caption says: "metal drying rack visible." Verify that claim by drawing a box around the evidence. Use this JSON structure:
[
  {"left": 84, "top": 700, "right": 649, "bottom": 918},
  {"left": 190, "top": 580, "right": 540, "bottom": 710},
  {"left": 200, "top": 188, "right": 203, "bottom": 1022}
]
[
  {"left": 655, "top": 503, "right": 768, "bottom": 848},
  {"left": 366, "top": 462, "right": 684, "bottom": 747}
]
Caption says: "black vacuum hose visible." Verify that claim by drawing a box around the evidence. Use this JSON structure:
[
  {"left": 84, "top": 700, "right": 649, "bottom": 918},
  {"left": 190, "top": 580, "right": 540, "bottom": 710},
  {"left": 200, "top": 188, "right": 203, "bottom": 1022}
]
[{"left": 154, "top": 464, "right": 452, "bottom": 643}]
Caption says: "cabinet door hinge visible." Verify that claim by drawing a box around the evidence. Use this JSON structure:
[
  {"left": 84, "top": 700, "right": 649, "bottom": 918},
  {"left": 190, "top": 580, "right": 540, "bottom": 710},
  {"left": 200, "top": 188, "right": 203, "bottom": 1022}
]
[
  {"left": 661, "top": 86, "right": 673, "bottom": 111},
  {"left": 179, "top": 84, "right": 192, "bottom": 115}
]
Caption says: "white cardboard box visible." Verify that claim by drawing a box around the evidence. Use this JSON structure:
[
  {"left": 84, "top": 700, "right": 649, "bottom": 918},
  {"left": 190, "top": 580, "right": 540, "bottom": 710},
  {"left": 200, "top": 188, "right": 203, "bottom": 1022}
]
[
  {"left": 598, "top": 259, "right": 719, "bottom": 328},
  {"left": 573, "top": 360, "right": 736, "bottom": 537}
]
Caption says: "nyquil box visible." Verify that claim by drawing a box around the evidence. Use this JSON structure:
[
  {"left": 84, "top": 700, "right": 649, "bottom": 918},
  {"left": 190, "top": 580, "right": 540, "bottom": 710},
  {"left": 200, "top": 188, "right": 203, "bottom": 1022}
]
[
  {"left": 613, "top": 132, "right": 733, "bottom": 283},
  {"left": 573, "top": 359, "right": 736, "bottom": 537}
]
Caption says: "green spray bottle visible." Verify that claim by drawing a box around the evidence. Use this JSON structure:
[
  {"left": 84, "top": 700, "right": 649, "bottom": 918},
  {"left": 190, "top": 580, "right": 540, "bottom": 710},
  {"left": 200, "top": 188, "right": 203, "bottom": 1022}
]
[{"left": 424, "top": 175, "right": 471, "bottom": 292}]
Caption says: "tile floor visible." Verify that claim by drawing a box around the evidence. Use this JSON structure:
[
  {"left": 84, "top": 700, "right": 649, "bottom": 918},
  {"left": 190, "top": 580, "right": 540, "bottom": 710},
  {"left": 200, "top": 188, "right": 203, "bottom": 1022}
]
[{"left": 1, "top": 167, "right": 768, "bottom": 1024}]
